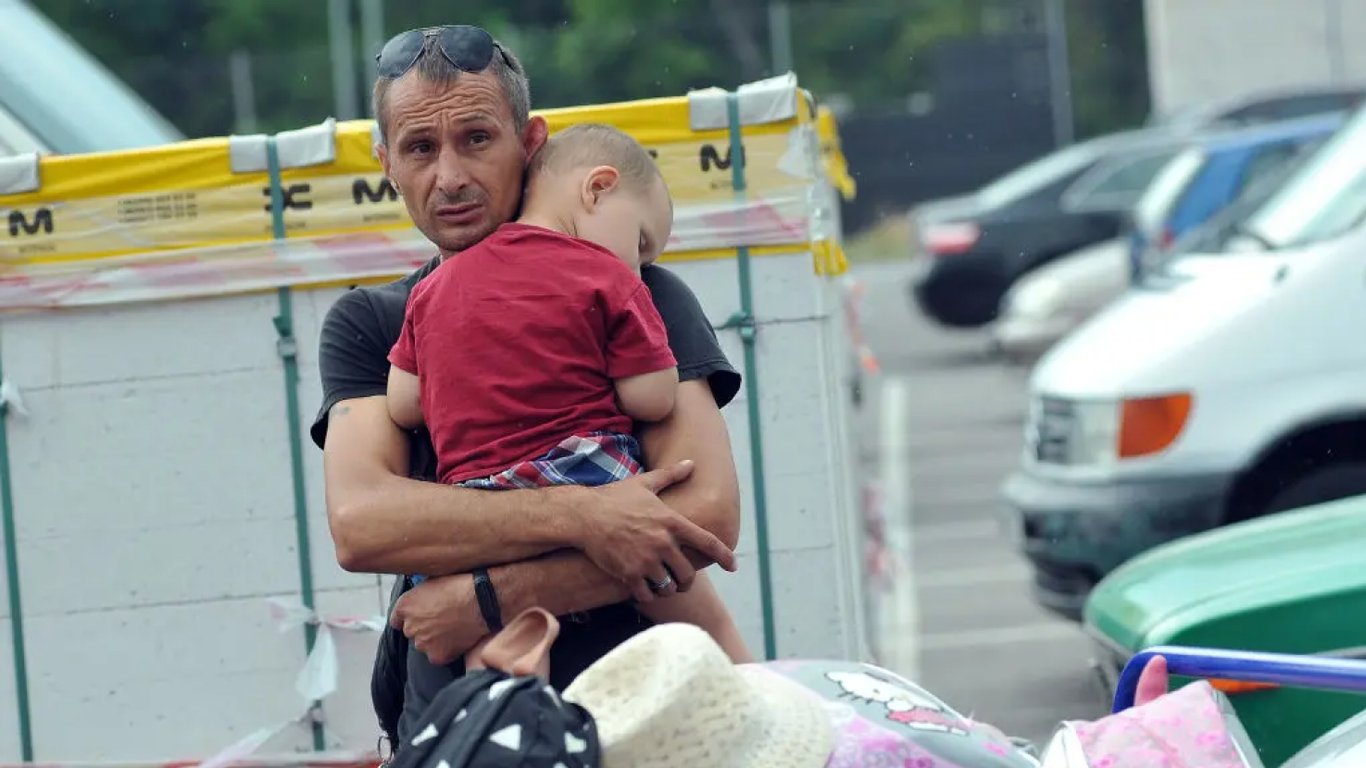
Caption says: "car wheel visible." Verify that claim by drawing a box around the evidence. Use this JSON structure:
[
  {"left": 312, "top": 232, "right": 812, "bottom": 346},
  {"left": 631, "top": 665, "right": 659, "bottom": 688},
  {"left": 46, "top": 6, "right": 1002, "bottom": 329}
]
[
  {"left": 913, "top": 271, "right": 1007, "bottom": 328},
  {"left": 1259, "top": 461, "right": 1366, "bottom": 516}
]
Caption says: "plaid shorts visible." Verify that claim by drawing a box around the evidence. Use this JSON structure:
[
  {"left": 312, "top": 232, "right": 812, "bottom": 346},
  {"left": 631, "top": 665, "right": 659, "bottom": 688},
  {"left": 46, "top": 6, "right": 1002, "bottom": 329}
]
[
  {"left": 410, "top": 432, "right": 641, "bottom": 587},
  {"left": 458, "top": 431, "right": 643, "bottom": 490}
]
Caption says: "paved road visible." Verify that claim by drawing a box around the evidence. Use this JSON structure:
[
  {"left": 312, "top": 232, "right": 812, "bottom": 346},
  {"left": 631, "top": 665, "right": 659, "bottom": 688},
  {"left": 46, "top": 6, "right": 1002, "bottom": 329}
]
[{"left": 851, "top": 260, "right": 1108, "bottom": 748}]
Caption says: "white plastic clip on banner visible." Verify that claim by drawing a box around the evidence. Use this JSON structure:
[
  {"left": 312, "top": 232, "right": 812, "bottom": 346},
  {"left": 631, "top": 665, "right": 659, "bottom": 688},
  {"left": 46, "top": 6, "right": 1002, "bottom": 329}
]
[
  {"left": 229, "top": 118, "right": 339, "bottom": 174},
  {"left": 0, "top": 152, "right": 40, "bottom": 195},
  {"left": 686, "top": 72, "right": 800, "bottom": 132}
]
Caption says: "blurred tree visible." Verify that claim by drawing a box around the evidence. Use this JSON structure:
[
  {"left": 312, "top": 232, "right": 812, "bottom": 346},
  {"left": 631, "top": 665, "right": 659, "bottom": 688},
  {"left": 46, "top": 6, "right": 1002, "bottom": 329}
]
[
  {"left": 1064, "top": 0, "right": 1150, "bottom": 138},
  {"left": 32, "top": 0, "right": 333, "bottom": 136},
  {"left": 789, "top": 0, "right": 988, "bottom": 109},
  {"left": 30, "top": 0, "right": 1148, "bottom": 141}
]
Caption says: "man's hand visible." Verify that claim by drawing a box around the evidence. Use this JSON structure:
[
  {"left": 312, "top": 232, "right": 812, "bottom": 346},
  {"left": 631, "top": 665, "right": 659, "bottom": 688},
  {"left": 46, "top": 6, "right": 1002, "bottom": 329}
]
[
  {"left": 391, "top": 575, "right": 489, "bottom": 666},
  {"left": 570, "top": 459, "right": 737, "bottom": 604}
]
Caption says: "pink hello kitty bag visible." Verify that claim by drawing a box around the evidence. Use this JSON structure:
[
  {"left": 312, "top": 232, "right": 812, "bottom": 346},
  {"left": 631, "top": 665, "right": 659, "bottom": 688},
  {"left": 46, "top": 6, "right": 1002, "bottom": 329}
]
[{"left": 762, "top": 660, "right": 1038, "bottom": 768}]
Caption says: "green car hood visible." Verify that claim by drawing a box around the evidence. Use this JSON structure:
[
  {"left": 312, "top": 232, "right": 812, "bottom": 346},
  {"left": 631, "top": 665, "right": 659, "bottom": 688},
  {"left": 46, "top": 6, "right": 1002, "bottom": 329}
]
[{"left": 1085, "top": 494, "right": 1366, "bottom": 651}]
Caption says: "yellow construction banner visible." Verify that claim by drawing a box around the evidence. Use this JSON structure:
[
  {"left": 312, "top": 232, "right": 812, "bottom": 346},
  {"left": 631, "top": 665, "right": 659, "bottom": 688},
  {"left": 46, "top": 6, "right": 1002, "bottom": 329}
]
[{"left": 0, "top": 77, "right": 852, "bottom": 310}]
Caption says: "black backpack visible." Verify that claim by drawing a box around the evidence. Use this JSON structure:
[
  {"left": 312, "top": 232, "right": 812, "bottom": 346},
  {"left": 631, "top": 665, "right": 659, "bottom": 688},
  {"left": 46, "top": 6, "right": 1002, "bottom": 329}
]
[
  {"left": 388, "top": 668, "right": 601, "bottom": 768},
  {"left": 374, "top": 575, "right": 413, "bottom": 758}
]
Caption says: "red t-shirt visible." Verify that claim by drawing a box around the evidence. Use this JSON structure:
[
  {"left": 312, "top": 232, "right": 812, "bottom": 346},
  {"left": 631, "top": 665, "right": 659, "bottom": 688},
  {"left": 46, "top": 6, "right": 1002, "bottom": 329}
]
[{"left": 388, "top": 223, "right": 678, "bottom": 485}]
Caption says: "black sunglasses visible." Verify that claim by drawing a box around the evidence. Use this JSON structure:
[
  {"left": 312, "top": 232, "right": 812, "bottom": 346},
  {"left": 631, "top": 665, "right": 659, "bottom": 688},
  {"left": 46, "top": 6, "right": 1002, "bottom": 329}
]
[{"left": 375, "top": 25, "right": 511, "bottom": 79}]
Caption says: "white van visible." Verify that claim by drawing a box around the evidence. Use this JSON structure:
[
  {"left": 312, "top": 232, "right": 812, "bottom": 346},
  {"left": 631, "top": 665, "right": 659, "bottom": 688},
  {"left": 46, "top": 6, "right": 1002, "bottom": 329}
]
[
  {"left": 0, "top": 0, "right": 180, "bottom": 155},
  {"left": 1001, "top": 103, "right": 1366, "bottom": 619}
]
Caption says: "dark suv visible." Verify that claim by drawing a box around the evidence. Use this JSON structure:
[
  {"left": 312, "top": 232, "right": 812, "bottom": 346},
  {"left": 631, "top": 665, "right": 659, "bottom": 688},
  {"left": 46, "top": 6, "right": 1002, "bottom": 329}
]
[{"left": 907, "top": 128, "right": 1189, "bottom": 328}]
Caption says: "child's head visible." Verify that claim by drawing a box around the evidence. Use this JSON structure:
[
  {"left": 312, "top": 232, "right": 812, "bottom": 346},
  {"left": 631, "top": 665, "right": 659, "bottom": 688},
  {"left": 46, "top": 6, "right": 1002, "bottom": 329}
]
[{"left": 525, "top": 123, "right": 672, "bottom": 271}]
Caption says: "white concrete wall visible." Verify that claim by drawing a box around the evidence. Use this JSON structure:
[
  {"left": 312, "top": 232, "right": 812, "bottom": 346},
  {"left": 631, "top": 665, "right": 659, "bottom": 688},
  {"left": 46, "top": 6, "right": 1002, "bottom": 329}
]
[
  {"left": 1145, "top": 0, "right": 1366, "bottom": 115},
  {"left": 667, "top": 252, "right": 865, "bottom": 660},
  {"left": 0, "top": 247, "right": 863, "bottom": 760},
  {"left": 0, "top": 291, "right": 383, "bottom": 761}
]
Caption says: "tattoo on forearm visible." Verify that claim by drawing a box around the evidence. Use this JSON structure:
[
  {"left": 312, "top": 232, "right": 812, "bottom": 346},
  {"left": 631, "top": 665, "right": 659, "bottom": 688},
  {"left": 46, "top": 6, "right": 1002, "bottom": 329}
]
[{"left": 331, "top": 404, "right": 352, "bottom": 418}]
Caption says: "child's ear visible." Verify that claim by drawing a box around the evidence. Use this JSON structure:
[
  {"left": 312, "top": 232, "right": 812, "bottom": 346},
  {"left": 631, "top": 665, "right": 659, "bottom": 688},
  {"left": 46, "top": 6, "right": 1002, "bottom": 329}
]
[{"left": 580, "top": 165, "right": 621, "bottom": 209}]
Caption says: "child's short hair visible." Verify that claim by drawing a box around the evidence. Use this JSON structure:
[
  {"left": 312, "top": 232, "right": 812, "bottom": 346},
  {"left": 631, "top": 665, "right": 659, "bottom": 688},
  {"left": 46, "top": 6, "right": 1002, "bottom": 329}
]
[{"left": 530, "top": 123, "right": 662, "bottom": 190}]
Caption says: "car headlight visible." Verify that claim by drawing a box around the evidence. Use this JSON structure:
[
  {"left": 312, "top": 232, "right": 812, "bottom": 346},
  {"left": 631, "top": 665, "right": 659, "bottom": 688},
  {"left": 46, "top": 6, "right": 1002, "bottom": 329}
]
[
  {"left": 1026, "top": 393, "right": 1193, "bottom": 467},
  {"left": 1071, "top": 400, "right": 1123, "bottom": 466}
]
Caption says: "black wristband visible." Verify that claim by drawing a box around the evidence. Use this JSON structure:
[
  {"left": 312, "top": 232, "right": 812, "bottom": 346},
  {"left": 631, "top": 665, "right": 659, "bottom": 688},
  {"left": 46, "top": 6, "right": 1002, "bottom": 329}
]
[{"left": 472, "top": 568, "right": 504, "bottom": 633}]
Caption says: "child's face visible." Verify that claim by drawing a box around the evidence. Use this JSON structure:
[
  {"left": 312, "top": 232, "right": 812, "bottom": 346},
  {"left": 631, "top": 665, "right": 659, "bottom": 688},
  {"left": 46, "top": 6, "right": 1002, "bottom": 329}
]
[{"left": 573, "top": 168, "right": 673, "bottom": 273}]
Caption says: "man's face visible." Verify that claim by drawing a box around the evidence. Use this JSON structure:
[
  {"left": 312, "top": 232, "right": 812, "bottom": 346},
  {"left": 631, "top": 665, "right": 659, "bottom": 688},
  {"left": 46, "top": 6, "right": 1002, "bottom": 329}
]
[{"left": 377, "top": 71, "right": 546, "bottom": 256}]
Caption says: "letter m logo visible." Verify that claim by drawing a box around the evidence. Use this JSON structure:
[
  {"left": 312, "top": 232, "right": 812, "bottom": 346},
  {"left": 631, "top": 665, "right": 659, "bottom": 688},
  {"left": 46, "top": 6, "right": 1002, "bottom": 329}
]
[
  {"left": 7, "top": 208, "right": 53, "bottom": 237},
  {"left": 699, "top": 144, "right": 745, "bottom": 173},
  {"left": 353, "top": 177, "right": 398, "bottom": 204}
]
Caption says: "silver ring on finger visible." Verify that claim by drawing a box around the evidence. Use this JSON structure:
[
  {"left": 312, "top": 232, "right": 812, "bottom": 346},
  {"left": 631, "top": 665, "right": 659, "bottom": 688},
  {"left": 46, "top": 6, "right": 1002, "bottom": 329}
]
[{"left": 646, "top": 573, "right": 673, "bottom": 594}]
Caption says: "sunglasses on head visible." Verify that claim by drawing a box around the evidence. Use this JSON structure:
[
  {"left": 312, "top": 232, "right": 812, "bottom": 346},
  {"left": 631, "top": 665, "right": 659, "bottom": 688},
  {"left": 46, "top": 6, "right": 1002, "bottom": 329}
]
[{"left": 375, "top": 25, "right": 511, "bottom": 80}]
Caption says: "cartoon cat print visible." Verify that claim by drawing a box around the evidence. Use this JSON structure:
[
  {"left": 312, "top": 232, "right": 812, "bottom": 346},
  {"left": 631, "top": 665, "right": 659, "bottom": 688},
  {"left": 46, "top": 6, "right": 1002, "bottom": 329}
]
[{"left": 826, "top": 670, "right": 970, "bottom": 737}]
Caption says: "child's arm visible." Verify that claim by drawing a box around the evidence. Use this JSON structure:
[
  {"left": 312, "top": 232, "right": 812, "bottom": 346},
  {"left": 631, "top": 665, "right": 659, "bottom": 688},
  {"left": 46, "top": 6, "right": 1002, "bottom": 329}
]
[
  {"left": 607, "top": 281, "right": 680, "bottom": 422},
  {"left": 615, "top": 367, "right": 679, "bottom": 423},
  {"left": 386, "top": 364, "right": 425, "bottom": 430},
  {"left": 386, "top": 295, "right": 425, "bottom": 430}
]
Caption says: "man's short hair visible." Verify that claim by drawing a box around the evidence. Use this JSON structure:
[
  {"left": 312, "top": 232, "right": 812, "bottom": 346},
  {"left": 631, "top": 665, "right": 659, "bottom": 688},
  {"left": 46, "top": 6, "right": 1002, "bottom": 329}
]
[
  {"left": 529, "top": 123, "right": 663, "bottom": 190},
  {"left": 372, "top": 33, "right": 530, "bottom": 144}
]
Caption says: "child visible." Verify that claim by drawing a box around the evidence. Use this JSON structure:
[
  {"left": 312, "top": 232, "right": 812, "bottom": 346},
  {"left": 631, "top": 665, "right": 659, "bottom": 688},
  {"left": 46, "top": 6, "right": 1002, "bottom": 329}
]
[{"left": 386, "top": 122, "right": 751, "bottom": 669}]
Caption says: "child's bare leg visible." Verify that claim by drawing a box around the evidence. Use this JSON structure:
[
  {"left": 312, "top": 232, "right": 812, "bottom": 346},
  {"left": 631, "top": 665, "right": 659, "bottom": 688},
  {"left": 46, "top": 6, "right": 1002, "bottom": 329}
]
[{"left": 640, "top": 570, "right": 753, "bottom": 663}]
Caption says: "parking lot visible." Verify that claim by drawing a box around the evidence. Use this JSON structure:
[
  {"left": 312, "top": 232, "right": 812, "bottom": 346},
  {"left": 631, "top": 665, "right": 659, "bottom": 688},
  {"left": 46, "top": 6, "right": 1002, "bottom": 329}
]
[{"left": 854, "top": 260, "right": 1108, "bottom": 746}]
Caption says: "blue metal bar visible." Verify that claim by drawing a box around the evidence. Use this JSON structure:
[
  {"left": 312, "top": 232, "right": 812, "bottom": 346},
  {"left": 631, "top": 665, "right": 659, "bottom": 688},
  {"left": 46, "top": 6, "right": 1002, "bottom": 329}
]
[{"left": 1114, "top": 645, "right": 1366, "bottom": 713}]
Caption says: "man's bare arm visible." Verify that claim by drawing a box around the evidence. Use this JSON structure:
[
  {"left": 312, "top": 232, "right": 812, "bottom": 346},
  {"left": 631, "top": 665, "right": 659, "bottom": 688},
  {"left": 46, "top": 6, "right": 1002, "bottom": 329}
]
[
  {"left": 323, "top": 395, "right": 580, "bottom": 575},
  {"left": 637, "top": 378, "right": 742, "bottom": 552},
  {"left": 393, "top": 378, "right": 744, "bottom": 663},
  {"left": 322, "top": 394, "right": 730, "bottom": 589}
]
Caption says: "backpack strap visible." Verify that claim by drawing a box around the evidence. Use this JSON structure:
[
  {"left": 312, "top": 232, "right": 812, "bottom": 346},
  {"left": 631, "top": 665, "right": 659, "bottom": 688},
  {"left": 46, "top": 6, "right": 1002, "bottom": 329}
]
[{"left": 373, "top": 575, "right": 414, "bottom": 759}]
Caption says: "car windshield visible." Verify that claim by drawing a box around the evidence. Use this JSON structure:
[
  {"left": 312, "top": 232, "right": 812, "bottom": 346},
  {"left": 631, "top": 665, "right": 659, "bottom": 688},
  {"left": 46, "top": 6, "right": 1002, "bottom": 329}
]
[
  {"left": 1131, "top": 146, "right": 1207, "bottom": 233},
  {"left": 1235, "top": 107, "right": 1366, "bottom": 250},
  {"left": 1062, "top": 146, "right": 1182, "bottom": 212},
  {"left": 1138, "top": 143, "right": 1319, "bottom": 282},
  {"left": 975, "top": 140, "right": 1103, "bottom": 209}
]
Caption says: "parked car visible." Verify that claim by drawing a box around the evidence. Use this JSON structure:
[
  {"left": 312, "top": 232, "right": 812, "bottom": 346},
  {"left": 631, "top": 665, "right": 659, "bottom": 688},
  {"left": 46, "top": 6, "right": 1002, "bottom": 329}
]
[
  {"left": 1083, "top": 492, "right": 1366, "bottom": 767},
  {"left": 907, "top": 128, "right": 1188, "bottom": 328},
  {"left": 1129, "top": 112, "right": 1343, "bottom": 278},
  {"left": 989, "top": 114, "right": 1344, "bottom": 362},
  {"left": 0, "top": 0, "right": 180, "bottom": 155},
  {"left": 989, "top": 237, "right": 1129, "bottom": 365},
  {"left": 1149, "top": 85, "right": 1366, "bottom": 130},
  {"left": 1001, "top": 102, "right": 1366, "bottom": 620}
]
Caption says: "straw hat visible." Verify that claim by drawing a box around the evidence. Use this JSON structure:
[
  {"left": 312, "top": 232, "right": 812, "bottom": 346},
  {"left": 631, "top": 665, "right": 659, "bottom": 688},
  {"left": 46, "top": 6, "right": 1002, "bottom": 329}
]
[{"left": 563, "top": 623, "right": 834, "bottom": 768}]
